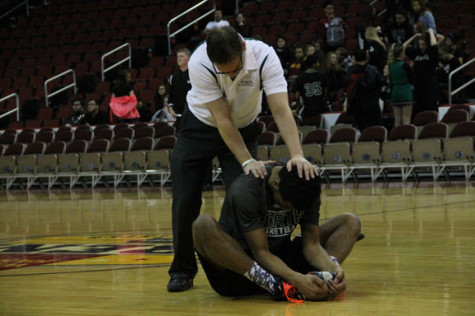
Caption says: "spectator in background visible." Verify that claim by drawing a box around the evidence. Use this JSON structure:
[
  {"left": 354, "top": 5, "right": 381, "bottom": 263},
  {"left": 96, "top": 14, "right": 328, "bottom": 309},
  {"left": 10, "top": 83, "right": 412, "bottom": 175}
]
[
  {"left": 305, "top": 43, "right": 316, "bottom": 58},
  {"left": 406, "top": 28, "right": 439, "bottom": 116},
  {"left": 168, "top": 48, "right": 192, "bottom": 129},
  {"left": 437, "top": 34, "right": 465, "bottom": 103},
  {"left": 64, "top": 97, "right": 86, "bottom": 127},
  {"left": 274, "top": 36, "right": 293, "bottom": 74},
  {"left": 318, "top": 1, "right": 346, "bottom": 52},
  {"left": 233, "top": 12, "right": 250, "bottom": 37},
  {"left": 387, "top": 8, "right": 414, "bottom": 46},
  {"left": 357, "top": 5, "right": 378, "bottom": 50},
  {"left": 83, "top": 99, "right": 109, "bottom": 126},
  {"left": 324, "top": 51, "right": 346, "bottom": 105},
  {"left": 294, "top": 55, "right": 330, "bottom": 126},
  {"left": 136, "top": 96, "right": 152, "bottom": 122},
  {"left": 438, "top": 33, "right": 464, "bottom": 65},
  {"left": 365, "top": 26, "right": 387, "bottom": 74},
  {"left": 410, "top": 0, "right": 437, "bottom": 34},
  {"left": 203, "top": 9, "right": 230, "bottom": 35},
  {"left": 287, "top": 46, "right": 305, "bottom": 84},
  {"left": 151, "top": 84, "right": 173, "bottom": 123},
  {"left": 346, "top": 49, "right": 384, "bottom": 132},
  {"left": 110, "top": 69, "right": 140, "bottom": 123},
  {"left": 387, "top": 33, "right": 420, "bottom": 127},
  {"left": 335, "top": 47, "right": 353, "bottom": 72}
]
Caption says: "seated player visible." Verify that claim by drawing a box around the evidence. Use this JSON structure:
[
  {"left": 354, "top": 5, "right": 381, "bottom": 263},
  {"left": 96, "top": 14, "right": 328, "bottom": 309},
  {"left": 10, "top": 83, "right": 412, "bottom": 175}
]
[{"left": 192, "top": 164, "right": 363, "bottom": 302}]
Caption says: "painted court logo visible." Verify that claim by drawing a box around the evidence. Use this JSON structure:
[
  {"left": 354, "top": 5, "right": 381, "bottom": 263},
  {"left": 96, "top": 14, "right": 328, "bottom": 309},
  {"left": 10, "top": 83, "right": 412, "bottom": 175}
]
[{"left": 0, "top": 235, "right": 173, "bottom": 270}]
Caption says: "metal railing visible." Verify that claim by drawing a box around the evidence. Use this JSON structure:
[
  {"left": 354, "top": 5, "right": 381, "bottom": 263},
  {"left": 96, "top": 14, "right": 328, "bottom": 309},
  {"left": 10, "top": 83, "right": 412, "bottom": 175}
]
[
  {"left": 101, "top": 43, "right": 131, "bottom": 82},
  {"left": 0, "top": 93, "right": 20, "bottom": 121},
  {"left": 448, "top": 58, "right": 475, "bottom": 105},
  {"left": 167, "top": 0, "right": 215, "bottom": 56},
  {"left": 0, "top": 0, "right": 30, "bottom": 22},
  {"left": 44, "top": 69, "right": 77, "bottom": 107}
]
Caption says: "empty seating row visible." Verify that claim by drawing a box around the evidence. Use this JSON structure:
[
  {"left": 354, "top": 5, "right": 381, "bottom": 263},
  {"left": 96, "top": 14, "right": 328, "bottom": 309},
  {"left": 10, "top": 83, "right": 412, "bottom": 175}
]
[
  {"left": 0, "top": 135, "right": 176, "bottom": 189},
  {"left": 0, "top": 122, "right": 176, "bottom": 145},
  {"left": 258, "top": 123, "right": 475, "bottom": 183}
]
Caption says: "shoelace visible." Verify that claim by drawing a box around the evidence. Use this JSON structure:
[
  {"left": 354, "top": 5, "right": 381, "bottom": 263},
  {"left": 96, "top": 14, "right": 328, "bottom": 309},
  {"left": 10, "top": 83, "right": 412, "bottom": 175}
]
[{"left": 282, "top": 282, "right": 304, "bottom": 303}]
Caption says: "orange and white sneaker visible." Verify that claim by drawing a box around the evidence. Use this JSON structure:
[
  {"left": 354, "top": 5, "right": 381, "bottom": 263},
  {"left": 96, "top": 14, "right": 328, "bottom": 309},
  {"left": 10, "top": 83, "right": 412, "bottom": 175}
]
[{"left": 271, "top": 281, "right": 305, "bottom": 303}]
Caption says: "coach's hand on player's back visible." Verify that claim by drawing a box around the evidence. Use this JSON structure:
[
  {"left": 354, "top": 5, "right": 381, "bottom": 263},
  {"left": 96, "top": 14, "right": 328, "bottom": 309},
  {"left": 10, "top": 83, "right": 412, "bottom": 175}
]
[
  {"left": 286, "top": 156, "right": 318, "bottom": 180},
  {"left": 297, "top": 274, "right": 330, "bottom": 301}
]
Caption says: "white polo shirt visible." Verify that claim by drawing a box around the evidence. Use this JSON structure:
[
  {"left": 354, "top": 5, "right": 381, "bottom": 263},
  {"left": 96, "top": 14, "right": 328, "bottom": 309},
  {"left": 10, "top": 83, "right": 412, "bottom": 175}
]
[
  {"left": 205, "top": 20, "right": 230, "bottom": 31},
  {"left": 186, "top": 39, "right": 288, "bottom": 128}
]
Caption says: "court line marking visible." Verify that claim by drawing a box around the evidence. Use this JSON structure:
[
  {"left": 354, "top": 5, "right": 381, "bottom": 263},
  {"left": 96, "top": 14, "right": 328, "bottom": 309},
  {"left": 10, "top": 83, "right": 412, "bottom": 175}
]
[{"left": 0, "top": 199, "right": 473, "bottom": 277}]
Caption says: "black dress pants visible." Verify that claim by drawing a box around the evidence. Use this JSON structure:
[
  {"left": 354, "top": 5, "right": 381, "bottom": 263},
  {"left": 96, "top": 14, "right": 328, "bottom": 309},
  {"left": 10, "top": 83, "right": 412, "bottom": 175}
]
[{"left": 168, "top": 109, "right": 260, "bottom": 278}]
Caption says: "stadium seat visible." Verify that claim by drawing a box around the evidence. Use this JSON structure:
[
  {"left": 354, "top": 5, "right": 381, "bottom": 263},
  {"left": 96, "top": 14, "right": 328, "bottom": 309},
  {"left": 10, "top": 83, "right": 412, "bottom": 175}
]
[
  {"left": 79, "top": 139, "right": 110, "bottom": 172},
  {"left": 37, "top": 141, "right": 67, "bottom": 174},
  {"left": 124, "top": 137, "right": 154, "bottom": 171},
  {"left": 58, "top": 140, "right": 88, "bottom": 172},
  {"left": 16, "top": 142, "right": 47, "bottom": 174},
  {"left": 102, "top": 138, "right": 132, "bottom": 172}
]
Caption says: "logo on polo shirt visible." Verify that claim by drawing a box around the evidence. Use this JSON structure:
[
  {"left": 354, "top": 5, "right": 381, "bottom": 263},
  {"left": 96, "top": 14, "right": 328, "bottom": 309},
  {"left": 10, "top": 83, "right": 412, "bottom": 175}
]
[{"left": 239, "top": 80, "right": 255, "bottom": 87}]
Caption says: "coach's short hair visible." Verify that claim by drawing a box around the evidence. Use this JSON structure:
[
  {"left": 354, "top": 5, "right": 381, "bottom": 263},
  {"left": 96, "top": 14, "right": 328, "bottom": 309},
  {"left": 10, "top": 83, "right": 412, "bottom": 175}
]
[
  {"left": 206, "top": 26, "right": 243, "bottom": 64},
  {"left": 278, "top": 166, "right": 321, "bottom": 210}
]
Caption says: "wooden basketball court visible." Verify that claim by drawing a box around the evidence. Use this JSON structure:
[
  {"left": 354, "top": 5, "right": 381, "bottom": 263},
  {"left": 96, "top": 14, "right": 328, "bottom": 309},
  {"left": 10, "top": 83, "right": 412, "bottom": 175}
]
[{"left": 0, "top": 182, "right": 474, "bottom": 315}]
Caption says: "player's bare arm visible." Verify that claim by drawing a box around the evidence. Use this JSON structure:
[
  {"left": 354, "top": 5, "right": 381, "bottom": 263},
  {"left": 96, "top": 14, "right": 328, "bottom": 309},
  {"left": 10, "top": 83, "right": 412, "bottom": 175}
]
[
  {"left": 301, "top": 223, "right": 342, "bottom": 272},
  {"left": 301, "top": 223, "right": 346, "bottom": 298},
  {"left": 267, "top": 92, "right": 317, "bottom": 180},
  {"left": 206, "top": 98, "right": 267, "bottom": 178}
]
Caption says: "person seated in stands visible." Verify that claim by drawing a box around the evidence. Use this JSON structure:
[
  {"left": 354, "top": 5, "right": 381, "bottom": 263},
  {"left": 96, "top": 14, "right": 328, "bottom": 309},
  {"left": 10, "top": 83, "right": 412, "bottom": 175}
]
[
  {"left": 410, "top": 0, "right": 437, "bottom": 35},
  {"left": 64, "top": 97, "right": 86, "bottom": 127},
  {"left": 387, "top": 8, "right": 414, "bottom": 46},
  {"left": 83, "top": 99, "right": 109, "bottom": 126},
  {"left": 335, "top": 47, "right": 353, "bottom": 72},
  {"left": 287, "top": 46, "right": 306, "bottom": 84},
  {"left": 233, "top": 12, "right": 250, "bottom": 37},
  {"left": 274, "top": 36, "right": 293, "bottom": 75},
  {"left": 136, "top": 96, "right": 153, "bottom": 122},
  {"left": 203, "top": 9, "right": 230, "bottom": 35},
  {"left": 438, "top": 33, "right": 464, "bottom": 65}
]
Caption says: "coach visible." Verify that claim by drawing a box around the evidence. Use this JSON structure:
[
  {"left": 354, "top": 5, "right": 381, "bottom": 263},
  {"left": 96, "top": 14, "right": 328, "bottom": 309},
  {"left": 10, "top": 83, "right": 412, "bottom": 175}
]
[{"left": 167, "top": 27, "right": 316, "bottom": 292}]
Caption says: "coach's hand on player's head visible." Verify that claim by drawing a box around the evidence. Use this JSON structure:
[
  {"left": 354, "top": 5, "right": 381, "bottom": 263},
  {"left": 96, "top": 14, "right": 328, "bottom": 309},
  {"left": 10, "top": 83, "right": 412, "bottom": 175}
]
[
  {"left": 243, "top": 159, "right": 267, "bottom": 179},
  {"left": 286, "top": 156, "right": 318, "bottom": 180}
]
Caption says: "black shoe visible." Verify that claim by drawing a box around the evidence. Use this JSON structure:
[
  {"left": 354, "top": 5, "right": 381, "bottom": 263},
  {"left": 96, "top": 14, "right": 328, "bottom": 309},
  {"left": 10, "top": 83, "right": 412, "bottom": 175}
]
[{"left": 167, "top": 273, "right": 193, "bottom": 292}]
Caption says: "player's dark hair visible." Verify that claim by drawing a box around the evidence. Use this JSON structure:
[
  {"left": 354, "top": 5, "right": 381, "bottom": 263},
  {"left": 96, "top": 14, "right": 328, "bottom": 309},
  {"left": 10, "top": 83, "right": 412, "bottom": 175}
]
[
  {"left": 206, "top": 26, "right": 243, "bottom": 64},
  {"left": 278, "top": 166, "right": 321, "bottom": 210}
]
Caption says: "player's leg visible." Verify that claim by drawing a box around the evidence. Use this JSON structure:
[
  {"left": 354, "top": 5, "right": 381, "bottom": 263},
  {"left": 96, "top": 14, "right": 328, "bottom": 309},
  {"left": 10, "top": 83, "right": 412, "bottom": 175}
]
[
  {"left": 318, "top": 213, "right": 362, "bottom": 264},
  {"left": 193, "top": 214, "right": 253, "bottom": 273},
  {"left": 192, "top": 214, "right": 283, "bottom": 298}
]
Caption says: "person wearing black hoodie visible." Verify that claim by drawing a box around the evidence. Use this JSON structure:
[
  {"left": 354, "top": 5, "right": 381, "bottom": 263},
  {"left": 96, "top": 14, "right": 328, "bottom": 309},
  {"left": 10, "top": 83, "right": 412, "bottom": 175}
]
[{"left": 346, "top": 50, "right": 385, "bottom": 132}]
